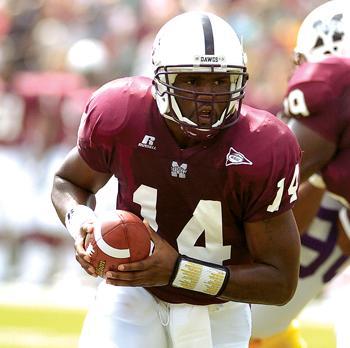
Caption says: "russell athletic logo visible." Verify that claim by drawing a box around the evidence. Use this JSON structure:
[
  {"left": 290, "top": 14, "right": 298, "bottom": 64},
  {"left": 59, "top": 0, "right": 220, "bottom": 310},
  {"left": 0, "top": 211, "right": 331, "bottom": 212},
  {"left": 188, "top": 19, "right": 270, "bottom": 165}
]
[
  {"left": 138, "top": 135, "right": 156, "bottom": 150},
  {"left": 225, "top": 147, "right": 252, "bottom": 166}
]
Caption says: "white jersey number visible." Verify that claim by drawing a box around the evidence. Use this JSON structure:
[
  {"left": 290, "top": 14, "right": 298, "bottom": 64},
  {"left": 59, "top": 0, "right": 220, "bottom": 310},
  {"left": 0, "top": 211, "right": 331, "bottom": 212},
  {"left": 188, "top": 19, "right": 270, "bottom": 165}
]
[
  {"left": 283, "top": 89, "right": 310, "bottom": 117},
  {"left": 133, "top": 185, "right": 231, "bottom": 265},
  {"left": 134, "top": 164, "right": 299, "bottom": 262},
  {"left": 267, "top": 163, "right": 300, "bottom": 212}
]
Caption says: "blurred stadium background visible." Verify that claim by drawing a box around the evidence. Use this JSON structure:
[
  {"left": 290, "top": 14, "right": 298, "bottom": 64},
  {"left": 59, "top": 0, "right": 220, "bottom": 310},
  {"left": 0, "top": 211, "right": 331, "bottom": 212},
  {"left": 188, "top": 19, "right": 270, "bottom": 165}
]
[{"left": 0, "top": 0, "right": 348, "bottom": 347}]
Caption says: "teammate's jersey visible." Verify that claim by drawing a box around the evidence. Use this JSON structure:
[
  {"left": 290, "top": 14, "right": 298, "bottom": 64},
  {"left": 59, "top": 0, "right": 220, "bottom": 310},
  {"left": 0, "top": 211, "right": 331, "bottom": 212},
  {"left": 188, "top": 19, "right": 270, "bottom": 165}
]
[
  {"left": 283, "top": 56, "right": 350, "bottom": 205},
  {"left": 251, "top": 194, "right": 350, "bottom": 338},
  {"left": 78, "top": 76, "right": 301, "bottom": 305}
]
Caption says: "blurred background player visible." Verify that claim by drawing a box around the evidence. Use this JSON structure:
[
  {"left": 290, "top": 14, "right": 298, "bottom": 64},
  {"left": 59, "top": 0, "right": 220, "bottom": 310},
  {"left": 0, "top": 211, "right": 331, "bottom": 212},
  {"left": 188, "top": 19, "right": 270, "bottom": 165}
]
[
  {"left": 8, "top": 71, "right": 89, "bottom": 286},
  {"left": 250, "top": 1, "right": 350, "bottom": 347},
  {"left": 0, "top": 21, "right": 110, "bottom": 287},
  {"left": 0, "top": 76, "right": 26, "bottom": 282}
]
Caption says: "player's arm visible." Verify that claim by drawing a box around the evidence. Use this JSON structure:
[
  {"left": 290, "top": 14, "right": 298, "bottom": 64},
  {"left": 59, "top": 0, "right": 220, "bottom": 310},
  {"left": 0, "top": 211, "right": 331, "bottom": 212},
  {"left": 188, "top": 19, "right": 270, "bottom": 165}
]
[
  {"left": 292, "top": 180, "right": 325, "bottom": 234},
  {"left": 287, "top": 118, "right": 335, "bottom": 182},
  {"left": 51, "top": 147, "right": 112, "bottom": 275},
  {"left": 290, "top": 120, "right": 350, "bottom": 252},
  {"left": 52, "top": 147, "right": 111, "bottom": 222},
  {"left": 110, "top": 211, "right": 300, "bottom": 306},
  {"left": 217, "top": 209, "right": 300, "bottom": 305}
]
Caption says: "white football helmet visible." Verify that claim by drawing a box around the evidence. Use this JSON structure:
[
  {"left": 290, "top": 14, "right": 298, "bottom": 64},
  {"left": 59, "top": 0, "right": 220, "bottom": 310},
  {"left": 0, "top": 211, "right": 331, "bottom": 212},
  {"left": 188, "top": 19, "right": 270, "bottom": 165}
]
[
  {"left": 151, "top": 11, "right": 248, "bottom": 138},
  {"left": 295, "top": 1, "right": 350, "bottom": 63}
]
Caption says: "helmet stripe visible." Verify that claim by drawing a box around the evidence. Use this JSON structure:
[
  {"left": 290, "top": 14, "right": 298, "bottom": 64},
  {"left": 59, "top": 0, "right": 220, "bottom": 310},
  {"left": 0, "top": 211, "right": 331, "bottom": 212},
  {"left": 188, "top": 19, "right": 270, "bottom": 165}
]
[{"left": 201, "top": 15, "right": 215, "bottom": 55}]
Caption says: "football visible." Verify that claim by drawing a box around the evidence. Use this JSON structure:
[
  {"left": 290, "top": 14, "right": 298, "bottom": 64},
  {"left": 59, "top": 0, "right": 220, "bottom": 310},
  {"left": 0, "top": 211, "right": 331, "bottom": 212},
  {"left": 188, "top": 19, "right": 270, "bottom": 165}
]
[{"left": 84, "top": 210, "right": 151, "bottom": 277}]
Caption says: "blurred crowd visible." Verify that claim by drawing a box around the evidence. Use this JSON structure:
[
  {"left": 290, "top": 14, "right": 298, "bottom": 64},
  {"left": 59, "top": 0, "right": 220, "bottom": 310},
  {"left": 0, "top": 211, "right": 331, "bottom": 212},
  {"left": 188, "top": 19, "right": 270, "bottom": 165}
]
[{"left": 0, "top": 0, "right": 327, "bottom": 287}]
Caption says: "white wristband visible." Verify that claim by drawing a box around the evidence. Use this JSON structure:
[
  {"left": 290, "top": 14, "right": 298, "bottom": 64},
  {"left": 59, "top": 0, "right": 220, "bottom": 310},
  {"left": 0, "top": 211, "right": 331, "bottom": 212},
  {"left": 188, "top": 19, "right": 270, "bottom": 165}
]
[
  {"left": 65, "top": 205, "right": 96, "bottom": 240},
  {"left": 170, "top": 255, "right": 229, "bottom": 296},
  {"left": 308, "top": 173, "right": 326, "bottom": 189},
  {"left": 339, "top": 207, "right": 350, "bottom": 239}
]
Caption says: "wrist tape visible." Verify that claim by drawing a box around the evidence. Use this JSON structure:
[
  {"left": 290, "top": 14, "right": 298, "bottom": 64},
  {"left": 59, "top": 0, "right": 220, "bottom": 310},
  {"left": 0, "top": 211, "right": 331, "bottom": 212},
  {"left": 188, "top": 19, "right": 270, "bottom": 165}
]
[
  {"left": 65, "top": 205, "right": 96, "bottom": 240},
  {"left": 170, "top": 255, "right": 229, "bottom": 296},
  {"left": 308, "top": 173, "right": 326, "bottom": 189},
  {"left": 339, "top": 207, "right": 350, "bottom": 239}
]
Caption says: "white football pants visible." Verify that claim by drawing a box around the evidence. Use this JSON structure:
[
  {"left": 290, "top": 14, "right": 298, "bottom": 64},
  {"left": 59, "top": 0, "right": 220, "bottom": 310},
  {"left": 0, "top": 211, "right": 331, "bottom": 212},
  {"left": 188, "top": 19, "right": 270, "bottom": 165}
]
[{"left": 79, "top": 282, "right": 251, "bottom": 348}]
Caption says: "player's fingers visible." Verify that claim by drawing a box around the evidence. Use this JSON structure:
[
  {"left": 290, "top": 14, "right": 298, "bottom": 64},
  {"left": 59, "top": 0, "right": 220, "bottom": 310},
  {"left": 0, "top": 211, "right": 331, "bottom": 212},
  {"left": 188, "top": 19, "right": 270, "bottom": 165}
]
[
  {"left": 74, "top": 233, "right": 97, "bottom": 276},
  {"left": 75, "top": 236, "right": 90, "bottom": 260},
  {"left": 143, "top": 219, "right": 153, "bottom": 231},
  {"left": 106, "top": 278, "right": 138, "bottom": 286},
  {"left": 117, "top": 259, "right": 148, "bottom": 272},
  {"left": 82, "top": 222, "right": 94, "bottom": 234},
  {"left": 143, "top": 220, "right": 159, "bottom": 238},
  {"left": 105, "top": 271, "right": 150, "bottom": 285},
  {"left": 105, "top": 273, "right": 165, "bottom": 287},
  {"left": 145, "top": 225, "right": 162, "bottom": 245},
  {"left": 75, "top": 252, "right": 97, "bottom": 276},
  {"left": 77, "top": 224, "right": 95, "bottom": 262}
]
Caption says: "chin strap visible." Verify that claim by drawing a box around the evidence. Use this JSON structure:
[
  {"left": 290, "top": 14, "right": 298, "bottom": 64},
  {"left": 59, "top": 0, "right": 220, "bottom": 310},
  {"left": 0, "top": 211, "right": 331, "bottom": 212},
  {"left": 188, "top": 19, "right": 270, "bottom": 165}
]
[{"left": 180, "top": 124, "right": 218, "bottom": 140}]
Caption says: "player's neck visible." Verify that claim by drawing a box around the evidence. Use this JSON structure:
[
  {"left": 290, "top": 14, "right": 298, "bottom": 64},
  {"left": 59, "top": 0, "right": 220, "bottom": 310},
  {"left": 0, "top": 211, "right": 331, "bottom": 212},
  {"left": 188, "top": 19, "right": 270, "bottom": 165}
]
[{"left": 164, "top": 119, "right": 201, "bottom": 149}]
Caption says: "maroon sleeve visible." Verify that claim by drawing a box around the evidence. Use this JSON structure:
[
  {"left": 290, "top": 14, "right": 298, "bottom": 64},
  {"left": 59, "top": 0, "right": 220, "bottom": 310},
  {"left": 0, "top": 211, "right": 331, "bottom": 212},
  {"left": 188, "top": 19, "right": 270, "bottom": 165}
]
[
  {"left": 77, "top": 80, "right": 130, "bottom": 173},
  {"left": 322, "top": 149, "right": 350, "bottom": 205},
  {"left": 283, "top": 60, "right": 349, "bottom": 144}
]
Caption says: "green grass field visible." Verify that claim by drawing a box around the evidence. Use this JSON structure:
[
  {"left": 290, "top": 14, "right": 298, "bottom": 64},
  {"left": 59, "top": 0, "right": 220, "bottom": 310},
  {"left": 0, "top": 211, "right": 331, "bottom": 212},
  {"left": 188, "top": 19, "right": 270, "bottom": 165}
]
[
  {"left": 0, "top": 304, "right": 336, "bottom": 348},
  {"left": 0, "top": 305, "right": 84, "bottom": 348},
  {"left": 300, "top": 324, "right": 336, "bottom": 348}
]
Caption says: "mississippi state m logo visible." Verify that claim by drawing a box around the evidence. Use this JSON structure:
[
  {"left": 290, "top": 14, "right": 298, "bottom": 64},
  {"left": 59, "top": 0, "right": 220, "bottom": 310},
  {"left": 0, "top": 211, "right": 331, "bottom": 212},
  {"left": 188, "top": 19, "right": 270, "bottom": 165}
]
[{"left": 171, "top": 161, "right": 187, "bottom": 178}]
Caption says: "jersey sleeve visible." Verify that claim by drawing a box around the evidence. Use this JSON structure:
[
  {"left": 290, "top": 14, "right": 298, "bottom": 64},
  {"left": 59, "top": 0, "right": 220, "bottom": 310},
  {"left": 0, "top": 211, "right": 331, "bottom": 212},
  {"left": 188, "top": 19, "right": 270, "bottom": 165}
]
[
  {"left": 243, "top": 124, "right": 302, "bottom": 222},
  {"left": 322, "top": 149, "right": 350, "bottom": 206},
  {"left": 77, "top": 81, "right": 129, "bottom": 173},
  {"left": 283, "top": 64, "right": 340, "bottom": 143}
]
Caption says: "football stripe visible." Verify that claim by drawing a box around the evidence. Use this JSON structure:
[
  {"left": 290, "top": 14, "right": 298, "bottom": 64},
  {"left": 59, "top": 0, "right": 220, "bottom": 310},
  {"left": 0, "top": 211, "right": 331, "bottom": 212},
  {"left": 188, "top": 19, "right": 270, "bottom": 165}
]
[
  {"left": 94, "top": 220, "right": 130, "bottom": 258},
  {"left": 201, "top": 15, "right": 215, "bottom": 55}
]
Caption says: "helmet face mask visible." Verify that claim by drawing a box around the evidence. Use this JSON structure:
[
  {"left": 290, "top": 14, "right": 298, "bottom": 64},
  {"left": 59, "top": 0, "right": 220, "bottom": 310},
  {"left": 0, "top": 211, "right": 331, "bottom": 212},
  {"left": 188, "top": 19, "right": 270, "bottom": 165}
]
[
  {"left": 153, "top": 65, "right": 248, "bottom": 134},
  {"left": 295, "top": 1, "right": 350, "bottom": 63},
  {"left": 151, "top": 12, "right": 248, "bottom": 139}
]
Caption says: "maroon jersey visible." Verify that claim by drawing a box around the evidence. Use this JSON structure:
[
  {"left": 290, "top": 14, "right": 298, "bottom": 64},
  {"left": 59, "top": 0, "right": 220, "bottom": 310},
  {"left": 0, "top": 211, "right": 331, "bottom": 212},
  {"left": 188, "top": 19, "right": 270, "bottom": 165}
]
[
  {"left": 78, "top": 76, "right": 301, "bottom": 305},
  {"left": 283, "top": 56, "right": 350, "bottom": 204}
]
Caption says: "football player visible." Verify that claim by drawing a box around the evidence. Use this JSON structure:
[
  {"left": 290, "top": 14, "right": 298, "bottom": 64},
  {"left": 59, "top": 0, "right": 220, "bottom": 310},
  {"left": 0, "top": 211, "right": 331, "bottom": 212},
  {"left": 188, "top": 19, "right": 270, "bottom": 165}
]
[
  {"left": 250, "top": 1, "right": 350, "bottom": 347},
  {"left": 51, "top": 12, "right": 301, "bottom": 347}
]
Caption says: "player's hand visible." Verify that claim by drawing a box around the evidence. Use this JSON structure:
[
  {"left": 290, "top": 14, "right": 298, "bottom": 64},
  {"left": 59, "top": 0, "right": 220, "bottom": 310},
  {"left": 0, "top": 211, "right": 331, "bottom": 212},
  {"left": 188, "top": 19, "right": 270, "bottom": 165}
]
[
  {"left": 74, "top": 222, "right": 97, "bottom": 277},
  {"left": 105, "top": 221, "right": 179, "bottom": 287}
]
